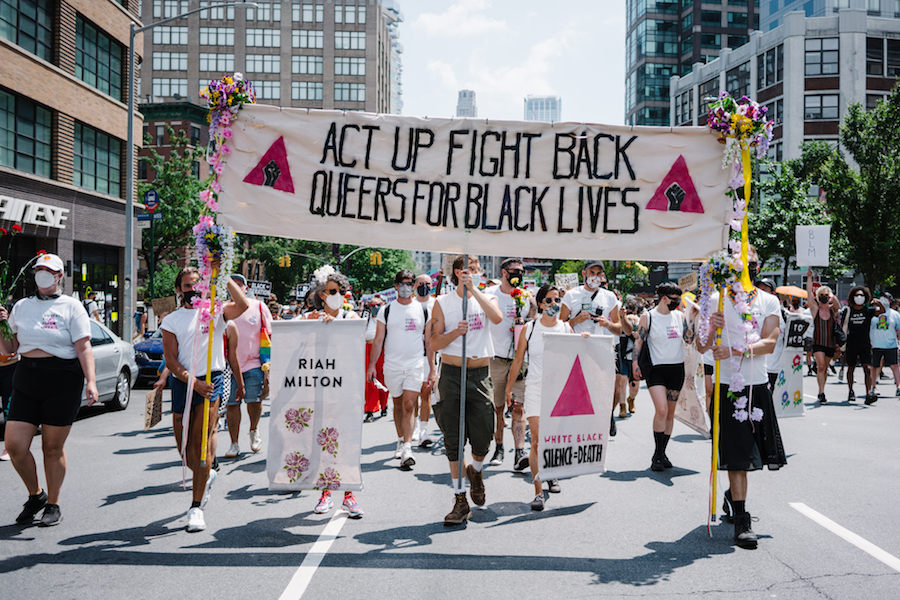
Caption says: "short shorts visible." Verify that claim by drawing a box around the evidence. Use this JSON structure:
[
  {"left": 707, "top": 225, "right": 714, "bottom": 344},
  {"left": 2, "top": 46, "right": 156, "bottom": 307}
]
[
  {"left": 489, "top": 357, "right": 525, "bottom": 409},
  {"left": 170, "top": 371, "right": 224, "bottom": 414},
  {"left": 872, "top": 347, "right": 899, "bottom": 367},
  {"left": 9, "top": 356, "right": 84, "bottom": 427},
  {"left": 384, "top": 363, "right": 425, "bottom": 398},
  {"left": 523, "top": 384, "right": 542, "bottom": 419},
  {"left": 647, "top": 363, "right": 685, "bottom": 394},
  {"left": 812, "top": 344, "right": 835, "bottom": 358},
  {"left": 228, "top": 366, "right": 265, "bottom": 405},
  {"left": 844, "top": 345, "right": 872, "bottom": 368}
]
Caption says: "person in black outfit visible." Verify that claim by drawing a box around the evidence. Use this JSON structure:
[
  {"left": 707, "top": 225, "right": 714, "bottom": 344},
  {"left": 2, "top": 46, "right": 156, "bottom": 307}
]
[{"left": 842, "top": 286, "right": 877, "bottom": 402}]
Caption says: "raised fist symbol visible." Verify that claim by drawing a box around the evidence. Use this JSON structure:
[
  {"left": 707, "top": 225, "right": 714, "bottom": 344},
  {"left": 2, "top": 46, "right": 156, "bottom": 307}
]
[
  {"left": 666, "top": 183, "right": 686, "bottom": 212},
  {"left": 263, "top": 160, "right": 281, "bottom": 187}
]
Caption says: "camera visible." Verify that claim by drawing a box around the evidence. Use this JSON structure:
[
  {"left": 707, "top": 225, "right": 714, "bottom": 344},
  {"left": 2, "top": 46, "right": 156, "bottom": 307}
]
[{"left": 592, "top": 307, "right": 604, "bottom": 318}]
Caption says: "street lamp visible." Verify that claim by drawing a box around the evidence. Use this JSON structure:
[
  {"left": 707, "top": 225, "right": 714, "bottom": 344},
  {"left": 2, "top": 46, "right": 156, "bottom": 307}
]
[{"left": 124, "top": 1, "right": 256, "bottom": 343}]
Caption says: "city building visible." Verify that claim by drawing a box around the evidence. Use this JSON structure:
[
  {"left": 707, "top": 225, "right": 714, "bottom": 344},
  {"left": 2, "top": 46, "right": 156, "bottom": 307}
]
[
  {"left": 760, "top": 0, "right": 880, "bottom": 31},
  {"left": 625, "top": 0, "right": 759, "bottom": 126},
  {"left": 456, "top": 89, "right": 477, "bottom": 117},
  {"left": 524, "top": 94, "right": 561, "bottom": 122},
  {"left": 139, "top": 0, "right": 403, "bottom": 114},
  {"left": 0, "top": 0, "right": 142, "bottom": 336}
]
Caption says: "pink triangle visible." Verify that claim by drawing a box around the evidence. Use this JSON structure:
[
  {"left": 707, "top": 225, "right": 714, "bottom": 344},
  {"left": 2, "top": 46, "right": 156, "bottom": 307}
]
[
  {"left": 550, "top": 355, "right": 595, "bottom": 417},
  {"left": 243, "top": 136, "right": 295, "bottom": 193},
  {"left": 645, "top": 155, "right": 704, "bottom": 213}
]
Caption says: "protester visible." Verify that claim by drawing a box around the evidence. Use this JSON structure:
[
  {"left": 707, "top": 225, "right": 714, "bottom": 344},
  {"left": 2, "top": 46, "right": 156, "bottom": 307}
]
[
  {"left": 367, "top": 270, "right": 435, "bottom": 471},
  {"left": 699, "top": 247, "right": 786, "bottom": 550},
  {"left": 486, "top": 257, "right": 535, "bottom": 470},
  {"left": 304, "top": 267, "right": 364, "bottom": 518},
  {"left": 756, "top": 279, "right": 787, "bottom": 393},
  {"left": 0, "top": 253, "right": 97, "bottom": 527},
  {"left": 223, "top": 274, "right": 272, "bottom": 459},
  {"left": 82, "top": 291, "right": 101, "bottom": 323},
  {"left": 867, "top": 296, "right": 900, "bottom": 404},
  {"left": 618, "top": 297, "right": 641, "bottom": 416},
  {"left": 805, "top": 270, "right": 840, "bottom": 404},
  {"left": 840, "top": 286, "right": 877, "bottom": 402},
  {"left": 413, "top": 273, "right": 437, "bottom": 445},
  {"left": 161, "top": 264, "right": 249, "bottom": 532},
  {"left": 430, "top": 255, "right": 503, "bottom": 525},
  {"left": 363, "top": 296, "right": 389, "bottom": 422},
  {"left": 632, "top": 283, "right": 688, "bottom": 471}
]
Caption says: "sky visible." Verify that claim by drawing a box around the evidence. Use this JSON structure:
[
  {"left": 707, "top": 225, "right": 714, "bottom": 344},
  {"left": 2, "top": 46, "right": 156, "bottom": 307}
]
[{"left": 396, "top": 0, "right": 627, "bottom": 125}]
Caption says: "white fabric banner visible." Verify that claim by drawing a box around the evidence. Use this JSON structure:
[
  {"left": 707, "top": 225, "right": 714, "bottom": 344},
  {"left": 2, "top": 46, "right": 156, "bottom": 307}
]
[
  {"left": 266, "top": 319, "right": 366, "bottom": 491},
  {"left": 772, "top": 315, "right": 808, "bottom": 419},
  {"left": 219, "top": 105, "right": 730, "bottom": 261},
  {"left": 537, "top": 333, "right": 615, "bottom": 481},
  {"left": 675, "top": 300, "right": 711, "bottom": 437}
]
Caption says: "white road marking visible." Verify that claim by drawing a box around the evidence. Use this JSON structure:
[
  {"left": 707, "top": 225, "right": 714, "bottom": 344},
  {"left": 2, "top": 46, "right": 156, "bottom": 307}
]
[
  {"left": 279, "top": 511, "right": 349, "bottom": 600},
  {"left": 791, "top": 502, "right": 900, "bottom": 572}
]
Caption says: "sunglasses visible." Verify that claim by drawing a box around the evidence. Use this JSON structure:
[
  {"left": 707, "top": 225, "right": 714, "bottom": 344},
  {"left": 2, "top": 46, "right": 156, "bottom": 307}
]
[
  {"left": 543, "top": 297, "right": 562, "bottom": 304},
  {"left": 324, "top": 289, "right": 341, "bottom": 295},
  {"left": 668, "top": 296, "right": 681, "bottom": 302},
  {"left": 398, "top": 282, "right": 414, "bottom": 287}
]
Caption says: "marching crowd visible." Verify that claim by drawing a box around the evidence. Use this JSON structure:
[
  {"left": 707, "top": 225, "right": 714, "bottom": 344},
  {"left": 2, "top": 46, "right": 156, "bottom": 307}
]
[{"left": 1, "top": 249, "right": 897, "bottom": 551}]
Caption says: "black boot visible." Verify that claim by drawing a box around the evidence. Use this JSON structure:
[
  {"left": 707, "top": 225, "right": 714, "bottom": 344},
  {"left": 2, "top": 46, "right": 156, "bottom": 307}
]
[
  {"left": 609, "top": 410, "right": 617, "bottom": 437},
  {"left": 661, "top": 433, "right": 672, "bottom": 468},
  {"left": 721, "top": 489, "right": 734, "bottom": 523},
  {"left": 734, "top": 511, "right": 758, "bottom": 549},
  {"left": 650, "top": 432, "right": 665, "bottom": 471}
]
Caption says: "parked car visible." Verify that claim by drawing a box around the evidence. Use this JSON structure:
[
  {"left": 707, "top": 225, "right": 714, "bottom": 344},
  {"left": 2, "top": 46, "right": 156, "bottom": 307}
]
[
  {"left": 133, "top": 328, "right": 164, "bottom": 386},
  {"left": 81, "top": 320, "right": 138, "bottom": 411}
]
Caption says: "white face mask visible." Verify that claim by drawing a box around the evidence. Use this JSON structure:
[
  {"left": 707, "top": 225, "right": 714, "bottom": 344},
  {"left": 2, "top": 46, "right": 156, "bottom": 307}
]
[
  {"left": 325, "top": 293, "right": 344, "bottom": 310},
  {"left": 586, "top": 276, "right": 602, "bottom": 290},
  {"left": 854, "top": 295, "right": 865, "bottom": 304},
  {"left": 35, "top": 271, "right": 57, "bottom": 289},
  {"left": 397, "top": 285, "right": 414, "bottom": 299}
]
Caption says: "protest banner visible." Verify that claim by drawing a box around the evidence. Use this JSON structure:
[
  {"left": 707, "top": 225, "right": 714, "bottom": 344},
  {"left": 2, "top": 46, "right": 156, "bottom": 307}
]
[
  {"left": 795, "top": 225, "right": 831, "bottom": 267},
  {"left": 675, "top": 300, "right": 710, "bottom": 436},
  {"left": 218, "top": 106, "right": 730, "bottom": 261},
  {"left": 267, "top": 319, "right": 366, "bottom": 491},
  {"left": 144, "top": 388, "right": 163, "bottom": 431},
  {"left": 554, "top": 273, "right": 580, "bottom": 290},
  {"left": 537, "top": 333, "right": 615, "bottom": 481},
  {"left": 772, "top": 314, "right": 808, "bottom": 418},
  {"left": 248, "top": 279, "right": 272, "bottom": 299}
]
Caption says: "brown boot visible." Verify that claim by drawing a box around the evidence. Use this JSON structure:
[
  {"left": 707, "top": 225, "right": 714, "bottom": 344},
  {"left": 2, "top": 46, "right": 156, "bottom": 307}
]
[
  {"left": 444, "top": 493, "right": 470, "bottom": 525},
  {"left": 628, "top": 398, "right": 636, "bottom": 414},
  {"left": 466, "top": 464, "right": 486, "bottom": 506},
  {"left": 618, "top": 404, "right": 627, "bottom": 419}
]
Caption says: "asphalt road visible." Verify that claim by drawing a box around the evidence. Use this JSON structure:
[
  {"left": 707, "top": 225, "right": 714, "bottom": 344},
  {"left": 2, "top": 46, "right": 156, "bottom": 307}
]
[{"left": 1, "top": 370, "right": 899, "bottom": 600}]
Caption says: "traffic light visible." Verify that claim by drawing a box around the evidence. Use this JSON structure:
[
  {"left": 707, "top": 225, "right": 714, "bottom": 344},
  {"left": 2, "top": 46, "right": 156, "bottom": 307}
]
[
  {"left": 625, "top": 261, "right": 632, "bottom": 268},
  {"left": 278, "top": 256, "right": 285, "bottom": 267},
  {"left": 370, "top": 251, "right": 382, "bottom": 266},
  {"left": 285, "top": 255, "right": 291, "bottom": 267}
]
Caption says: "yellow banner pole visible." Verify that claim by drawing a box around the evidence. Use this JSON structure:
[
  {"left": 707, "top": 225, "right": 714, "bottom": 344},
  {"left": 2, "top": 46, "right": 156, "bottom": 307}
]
[
  {"left": 200, "top": 266, "right": 217, "bottom": 467},
  {"left": 740, "top": 145, "right": 753, "bottom": 291},
  {"left": 711, "top": 287, "right": 725, "bottom": 521}
]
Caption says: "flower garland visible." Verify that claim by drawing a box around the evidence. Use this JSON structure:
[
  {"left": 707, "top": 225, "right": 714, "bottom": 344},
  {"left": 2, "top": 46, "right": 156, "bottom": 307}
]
[{"left": 192, "top": 73, "right": 256, "bottom": 321}]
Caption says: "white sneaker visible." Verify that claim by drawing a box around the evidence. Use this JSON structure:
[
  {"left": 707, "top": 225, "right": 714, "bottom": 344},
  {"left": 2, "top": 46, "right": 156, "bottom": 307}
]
[
  {"left": 418, "top": 426, "right": 433, "bottom": 448},
  {"left": 249, "top": 430, "right": 262, "bottom": 453},
  {"left": 393, "top": 439, "right": 403, "bottom": 459},
  {"left": 186, "top": 507, "right": 206, "bottom": 532},
  {"left": 411, "top": 427, "right": 421, "bottom": 444},
  {"left": 201, "top": 469, "right": 217, "bottom": 509},
  {"left": 399, "top": 445, "right": 415, "bottom": 470},
  {"left": 224, "top": 442, "right": 240, "bottom": 458}
]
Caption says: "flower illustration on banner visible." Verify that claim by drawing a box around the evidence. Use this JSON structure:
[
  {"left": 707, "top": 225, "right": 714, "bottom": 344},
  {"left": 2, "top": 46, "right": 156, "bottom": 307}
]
[
  {"left": 317, "top": 427, "right": 339, "bottom": 457},
  {"left": 315, "top": 467, "right": 341, "bottom": 491},
  {"left": 791, "top": 354, "right": 803, "bottom": 373},
  {"left": 777, "top": 370, "right": 786, "bottom": 388},
  {"left": 781, "top": 391, "right": 789, "bottom": 407},
  {"left": 283, "top": 451, "right": 310, "bottom": 483},
  {"left": 284, "top": 407, "right": 314, "bottom": 433},
  {"left": 793, "top": 390, "right": 803, "bottom": 405}
]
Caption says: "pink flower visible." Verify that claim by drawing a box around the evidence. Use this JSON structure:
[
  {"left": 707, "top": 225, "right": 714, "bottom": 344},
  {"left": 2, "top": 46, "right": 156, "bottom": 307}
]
[
  {"left": 300, "top": 411, "right": 311, "bottom": 422},
  {"left": 285, "top": 408, "right": 299, "bottom": 421},
  {"left": 286, "top": 467, "right": 298, "bottom": 480},
  {"left": 199, "top": 190, "right": 212, "bottom": 203},
  {"left": 298, "top": 458, "right": 310, "bottom": 471},
  {"left": 327, "top": 481, "right": 341, "bottom": 491},
  {"left": 211, "top": 181, "right": 222, "bottom": 193},
  {"left": 750, "top": 407, "right": 764, "bottom": 422},
  {"left": 324, "top": 467, "right": 337, "bottom": 478},
  {"left": 222, "top": 128, "right": 233, "bottom": 139},
  {"left": 317, "top": 431, "right": 327, "bottom": 445},
  {"left": 285, "top": 452, "right": 300, "bottom": 466},
  {"left": 220, "top": 144, "right": 231, "bottom": 155},
  {"left": 315, "top": 477, "right": 326, "bottom": 488},
  {"left": 326, "top": 443, "right": 336, "bottom": 455},
  {"left": 289, "top": 421, "right": 304, "bottom": 433},
  {"left": 328, "top": 428, "right": 338, "bottom": 439},
  {"left": 214, "top": 163, "right": 225, "bottom": 175}
]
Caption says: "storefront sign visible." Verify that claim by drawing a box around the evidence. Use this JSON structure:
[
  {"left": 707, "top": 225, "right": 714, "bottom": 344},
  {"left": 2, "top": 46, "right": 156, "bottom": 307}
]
[{"left": 0, "top": 195, "right": 70, "bottom": 229}]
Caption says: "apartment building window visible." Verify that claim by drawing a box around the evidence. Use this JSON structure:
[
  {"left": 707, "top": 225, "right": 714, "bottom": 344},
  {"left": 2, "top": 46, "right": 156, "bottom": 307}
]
[
  {"left": 0, "top": 0, "right": 54, "bottom": 62},
  {"left": 153, "top": 26, "right": 188, "bottom": 44},
  {"left": 246, "top": 54, "right": 280, "bottom": 73},
  {"left": 199, "top": 27, "right": 234, "bottom": 46},
  {"left": 138, "top": 158, "right": 147, "bottom": 179},
  {"left": 805, "top": 38, "right": 839, "bottom": 76},
  {"left": 335, "top": 4, "right": 366, "bottom": 23},
  {"left": 199, "top": 1, "right": 234, "bottom": 20},
  {"left": 249, "top": 2, "right": 280, "bottom": 21},
  {"left": 727, "top": 11, "right": 748, "bottom": 27},
  {"left": 292, "top": 55, "right": 323, "bottom": 74},
  {"left": 293, "top": 30, "right": 323, "bottom": 48},
  {"left": 295, "top": 3, "right": 323, "bottom": 22},
  {"left": 728, "top": 35, "right": 748, "bottom": 48},
  {"left": 334, "top": 56, "right": 365, "bottom": 75},
  {"left": 335, "top": 31, "right": 365, "bottom": 50},
  {"left": 256, "top": 80, "right": 280, "bottom": 100},
  {"left": 152, "top": 51, "right": 187, "bottom": 71},
  {"left": 756, "top": 44, "right": 783, "bottom": 89},
  {"left": 334, "top": 82, "right": 365, "bottom": 102},
  {"left": 74, "top": 122, "right": 121, "bottom": 196},
  {"left": 76, "top": 17, "right": 123, "bottom": 100},
  {"left": 675, "top": 89, "right": 694, "bottom": 124},
  {"left": 152, "top": 78, "right": 187, "bottom": 97},
  {"left": 866, "top": 94, "right": 886, "bottom": 111},
  {"left": 889, "top": 39, "right": 900, "bottom": 76},
  {"left": 682, "top": 12, "right": 693, "bottom": 30},
  {"left": 152, "top": 0, "right": 187, "bottom": 18},
  {"left": 154, "top": 124, "right": 164, "bottom": 145},
  {"left": 728, "top": 0, "right": 748, "bottom": 5},
  {"left": 701, "top": 10, "right": 721, "bottom": 26},
  {"left": 867, "top": 37, "right": 884, "bottom": 75},
  {"left": 701, "top": 33, "right": 721, "bottom": 49},
  {"left": 191, "top": 125, "right": 200, "bottom": 146},
  {"left": 199, "top": 53, "right": 234, "bottom": 72},
  {"left": 681, "top": 35, "right": 693, "bottom": 56},
  {"left": 0, "top": 89, "right": 51, "bottom": 177},
  {"left": 699, "top": 77, "right": 719, "bottom": 113},
  {"left": 726, "top": 62, "right": 750, "bottom": 99},
  {"left": 246, "top": 28, "right": 280, "bottom": 47},
  {"left": 764, "top": 98, "right": 783, "bottom": 124},
  {"left": 292, "top": 81, "right": 323, "bottom": 100},
  {"left": 804, "top": 94, "right": 839, "bottom": 119}
]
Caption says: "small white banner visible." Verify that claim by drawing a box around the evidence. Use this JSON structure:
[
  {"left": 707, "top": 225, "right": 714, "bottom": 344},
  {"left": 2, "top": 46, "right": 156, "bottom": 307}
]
[
  {"left": 554, "top": 273, "right": 580, "bottom": 290},
  {"left": 772, "top": 314, "right": 808, "bottom": 418},
  {"left": 796, "top": 225, "right": 831, "bottom": 267},
  {"left": 537, "top": 333, "right": 615, "bottom": 481},
  {"left": 675, "top": 300, "right": 710, "bottom": 436},
  {"left": 267, "top": 319, "right": 366, "bottom": 491}
]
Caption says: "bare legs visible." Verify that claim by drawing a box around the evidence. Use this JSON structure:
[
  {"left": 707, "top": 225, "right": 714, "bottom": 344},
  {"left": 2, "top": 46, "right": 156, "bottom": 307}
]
[{"left": 6, "top": 421, "right": 72, "bottom": 504}]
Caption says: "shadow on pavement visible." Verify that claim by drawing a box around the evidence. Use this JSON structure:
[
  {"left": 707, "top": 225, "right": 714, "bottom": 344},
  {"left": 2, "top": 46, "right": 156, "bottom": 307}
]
[
  {"left": 114, "top": 446, "right": 173, "bottom": 455},
  {"left": 224, "top": 484, "right": 303, "bottom": 505},
  {"left": 603, "top": 467, "right": 700, "bottom": 487},
  {"left": 100, "top": 482, "right": 185, "bottom": 507}
]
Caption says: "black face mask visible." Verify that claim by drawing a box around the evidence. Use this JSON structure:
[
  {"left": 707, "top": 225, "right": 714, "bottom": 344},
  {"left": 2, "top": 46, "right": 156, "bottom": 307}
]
[
  {"left": 416, "top": 283, "right": 430, "bottom": 297},
  {"left": 182, "top": 290, "right": 201, "bottom": 307},
  {"left": 748, "top": 262, "right": 759, "bottom": 284}
]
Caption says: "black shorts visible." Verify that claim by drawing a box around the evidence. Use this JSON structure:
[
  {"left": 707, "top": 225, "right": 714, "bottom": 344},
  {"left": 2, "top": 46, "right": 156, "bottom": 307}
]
[
  {"left": 844, "top": 345, "right": 872, "bottom": 368},
  {"left": 872, "top": 347, "right": 899, "bottom": 367},
  {"left": 647, "top": 363, "right": 685, "bottom": 394},
  {"left": 8, "top": 356, "right": 84, "bottom": 427},
  {"left": 812, "top": 344, "right": 835, "bottom": 358},
  {"left": 704, "top": 364, "right": 714, "bottom": 376}
]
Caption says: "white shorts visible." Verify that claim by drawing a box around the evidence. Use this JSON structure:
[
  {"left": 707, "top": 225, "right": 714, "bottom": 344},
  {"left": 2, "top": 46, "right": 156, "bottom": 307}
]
[
  {"left": 384, "top": 364, "right": 425, "bottom": 398},
  {"left": 524, "top": 383, "right": 542, "bottom": 419}
]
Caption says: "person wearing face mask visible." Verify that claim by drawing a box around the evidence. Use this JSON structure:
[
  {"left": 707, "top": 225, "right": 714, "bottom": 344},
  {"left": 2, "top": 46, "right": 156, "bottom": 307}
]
[
  {"left": 805, "top": 270, "right": 840, "bottom": 404},
  {"left": 867, "top": 295, "right": 900, "bottom": 403},
  {"left": 632, "top": 283, "right": 689, "bottom": 472},
  {"left": 367, "top": 270, "right": 435, "bottom": 470},
  {"left": 430, "top": 254, "right": 503, "bottom": 525},
  {"left": 413, "top": 274, "right": 437, "bottom": 445},
  {"left": 841, "top": 286, "right": 877, "bottom": 402},
  {"left": 560, "top": 260, "right": 625, "bottom": 436},
  {"left": 160, "top": 265, "right": 249, "bottom": 532},
  {"left": 364, "top": 296, "right": 388, "bottom": 423},
  {"left": 485, "top": 257, "right": 536, "bottom": 470},
  {"left": 0, "top": 253, "right": 97, "bottom": 527},
  {"left": 505, "top": 285, "right": 587, "bottom": 510}
]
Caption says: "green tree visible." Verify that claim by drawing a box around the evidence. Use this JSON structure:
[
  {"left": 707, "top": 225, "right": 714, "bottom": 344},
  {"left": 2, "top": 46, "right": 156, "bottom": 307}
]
[
  {"left": 814, "top": 83, "right": 900, "bottom": 290},
  {"left": 337, "top": 246, "right": 416, "bottom": 293},
  {"left": 556, "top": 260, "right": 585, "bottom": 275},
  {"left": 140, "top": 261, "right": 182, "bottom": 299}
]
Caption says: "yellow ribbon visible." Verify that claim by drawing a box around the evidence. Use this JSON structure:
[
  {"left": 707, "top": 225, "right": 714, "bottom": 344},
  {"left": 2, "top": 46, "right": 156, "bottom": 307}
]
[
  {"left": 200, "top": 267, "right": 217, "bottom": 467},
  {"left": 740, "top": 144, "right": 752, "bottom": 291},
  {"left": 711, "top": 287, "right": 725, "bottom": 522}
]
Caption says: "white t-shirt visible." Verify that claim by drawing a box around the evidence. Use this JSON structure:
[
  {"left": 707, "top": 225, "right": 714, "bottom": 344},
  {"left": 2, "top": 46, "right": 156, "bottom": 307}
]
[
  {"left": 377, "top": 300, "right": 427, "bottom": 371},
  {"left": 524, "top": 319, "right": 572, "bottom": 389},
  {"left": 84, "top": 300, "right": 100, "bottom": 318},
  {"left": 416, "top": 296, "right": 436, "bottom": 316},
  {"left": 437, "top": 292, "right": 494, "bottom": 359},
  {"left": 161, "top": 307, "right": 226, "bottom": 377},
  {"left": 9, "top": 295, "right": 92, "bottom": 359},
  {"left": 486, "top": 287, "right": 531, "bottom": 359},
  {"left": 712, "top": 289, "right": 781, "bottom": 386},
  {"left": 562, "top": 286, "right": 619, "bottom": 335},
  {"left": 648, "top": 307, "right": 686, "bottom": 366},
  {"left": 766, "top": 308, "right": 787, "bottom": 374}
]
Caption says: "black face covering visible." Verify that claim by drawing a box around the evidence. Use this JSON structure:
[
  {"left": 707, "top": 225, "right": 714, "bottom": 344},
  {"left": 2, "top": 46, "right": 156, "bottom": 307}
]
[
  {"left": 182, "top": 290, "right": 201, "bottom": 307},
  {"left": 416, "top": 283, "right": 430, "bottom": 297}
]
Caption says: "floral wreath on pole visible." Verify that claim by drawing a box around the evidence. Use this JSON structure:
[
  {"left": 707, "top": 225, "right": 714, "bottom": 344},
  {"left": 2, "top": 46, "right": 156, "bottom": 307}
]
[{"left": 191, "top": 73, "right": 256, "bottom": 323}]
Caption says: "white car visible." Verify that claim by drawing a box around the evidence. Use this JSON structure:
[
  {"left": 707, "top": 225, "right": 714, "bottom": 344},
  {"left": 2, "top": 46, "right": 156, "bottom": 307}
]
[{"left": 81, "top": 320, "right": 139, "bottom": 411}]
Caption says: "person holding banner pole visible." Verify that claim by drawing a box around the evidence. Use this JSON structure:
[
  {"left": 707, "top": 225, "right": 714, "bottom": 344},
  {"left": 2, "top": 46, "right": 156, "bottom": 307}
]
[{"left": 430, "top": 255, "right": 502, "bottom": 525}]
